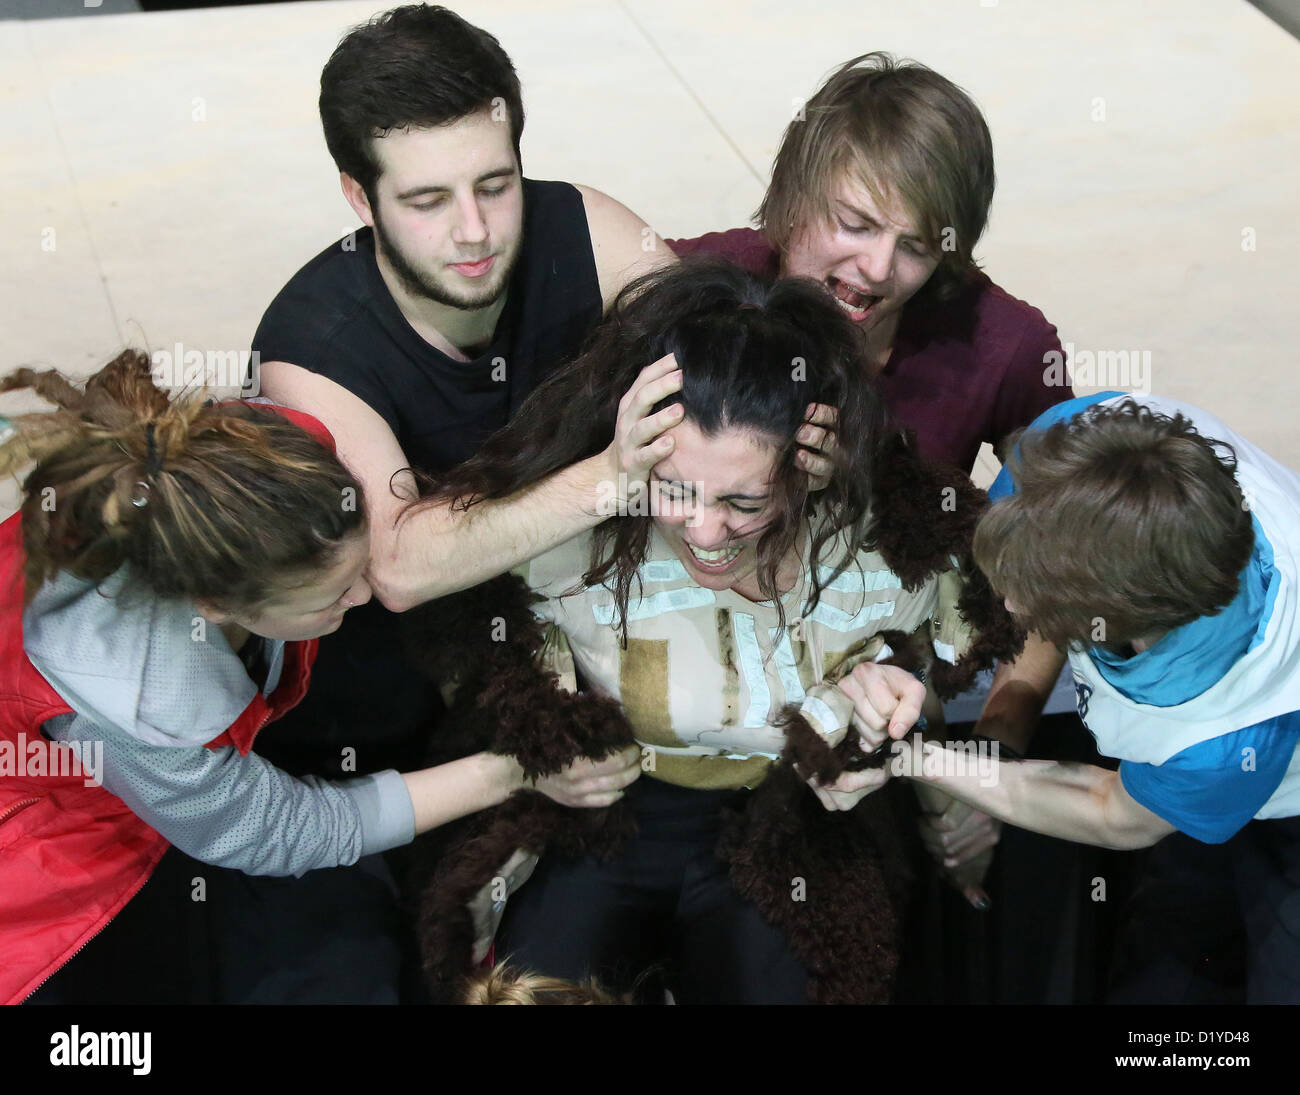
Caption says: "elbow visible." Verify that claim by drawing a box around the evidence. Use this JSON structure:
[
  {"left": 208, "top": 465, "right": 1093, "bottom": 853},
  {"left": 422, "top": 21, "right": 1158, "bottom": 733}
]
[
  {"left": 366, "top": 539, "right": 424, "bottom": 613},
  {"left": 1103, "top": 824, "right": 1160, "bottom": 852},
  {"left": 1098, "top": 790, "right": 1168, "bottom": 851},
  {"left": 371, "top": 575, "right": 418, "bottom": 614}
]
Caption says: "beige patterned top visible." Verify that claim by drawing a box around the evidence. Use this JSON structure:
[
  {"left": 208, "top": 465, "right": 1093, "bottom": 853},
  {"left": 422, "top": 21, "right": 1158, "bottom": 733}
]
[{"left": 521, "top": 521, "right": 971, "bottom": 790}]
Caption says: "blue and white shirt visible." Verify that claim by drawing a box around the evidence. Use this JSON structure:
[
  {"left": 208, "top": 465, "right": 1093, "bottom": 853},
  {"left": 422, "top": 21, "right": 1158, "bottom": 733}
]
[{"left": 989, "top": 393, "right": 1300, "bottom": 843}]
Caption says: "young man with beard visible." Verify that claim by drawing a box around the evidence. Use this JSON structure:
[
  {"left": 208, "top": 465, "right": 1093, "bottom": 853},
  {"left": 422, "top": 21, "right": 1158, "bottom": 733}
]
[{"left": 252, "top": 5, "right": 689, "bottom": 783}]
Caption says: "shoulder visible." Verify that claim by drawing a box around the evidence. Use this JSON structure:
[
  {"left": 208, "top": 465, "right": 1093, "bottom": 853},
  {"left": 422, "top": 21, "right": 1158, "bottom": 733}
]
[
  {"left": 252, "top": 230, "right": 379, "bottom": 367},
  {"left": 969, "top": 273, "right": 1056, "bottom": 334},
  {"left": 910, "top": 272, "right": 1057, "bottom": 361},
  {"left": 23, "top": 569, "right": 255, "bottom": 747},
  {"left": 986, "top": 392, "right": 1128, "bottom": 501},
  {"left": 571, "top": 183, "right": 675, "bottom": 307},
  {"left": 666, "top": 227, "right": 780, "bottom": 278},
  {"left": 1119, "top": 711, "right": 1300, "bottom": 842}
]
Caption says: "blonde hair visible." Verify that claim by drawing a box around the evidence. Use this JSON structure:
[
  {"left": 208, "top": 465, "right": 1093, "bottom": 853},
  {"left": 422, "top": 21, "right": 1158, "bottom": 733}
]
[
  {"left": 758, "top": 52, "right": 995, "bottom": 303},
  {"left": 462, "top": 965, "right": 627, "bottom": 1005}
]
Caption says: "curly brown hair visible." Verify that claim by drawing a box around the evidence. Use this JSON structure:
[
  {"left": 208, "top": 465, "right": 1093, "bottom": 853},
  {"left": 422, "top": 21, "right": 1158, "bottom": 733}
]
[{"left": 973, "top": 399, "right": 1255, "bottom": 647}]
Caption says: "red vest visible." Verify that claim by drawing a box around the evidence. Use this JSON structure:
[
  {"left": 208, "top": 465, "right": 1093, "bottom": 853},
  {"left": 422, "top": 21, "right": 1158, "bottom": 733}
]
[{"left": 0, "top": 405, "right": 332, "bottom": 1003}]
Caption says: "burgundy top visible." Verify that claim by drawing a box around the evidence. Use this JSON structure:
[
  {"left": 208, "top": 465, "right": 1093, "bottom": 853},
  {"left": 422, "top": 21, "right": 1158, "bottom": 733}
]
[{"left": 668, "top": 227, "right": 1071, "bottom": 472}]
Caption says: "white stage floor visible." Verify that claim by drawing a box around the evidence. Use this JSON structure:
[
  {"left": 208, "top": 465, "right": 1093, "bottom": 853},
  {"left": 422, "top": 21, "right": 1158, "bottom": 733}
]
[{"left": 2, "top": 0, "right": 1297, "bottom": 514}]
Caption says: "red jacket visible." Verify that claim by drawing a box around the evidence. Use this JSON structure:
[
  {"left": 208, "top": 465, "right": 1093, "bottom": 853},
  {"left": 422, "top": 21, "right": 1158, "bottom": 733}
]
[{"left": 0, "top": 405, "right": 332, "bottom": 1004}]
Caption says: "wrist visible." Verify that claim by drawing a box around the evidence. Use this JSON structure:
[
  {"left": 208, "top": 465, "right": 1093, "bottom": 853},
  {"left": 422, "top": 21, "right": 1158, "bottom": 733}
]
[
  {"left": 893, "top": 735, "right": 944, "bottom": 787},
  {"left": 487, "top": 752, "right": 526, "bottom": 803},
  {"left": 572, "top": 451, "right": 621, "bottom": 521}
]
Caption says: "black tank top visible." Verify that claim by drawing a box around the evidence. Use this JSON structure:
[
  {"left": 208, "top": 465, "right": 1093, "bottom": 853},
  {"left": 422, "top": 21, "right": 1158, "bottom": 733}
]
[
  {"left": 253, "top": 178, "right": 600, "bottom": 474},
  {"left": 250, "top": 179, "right": 601, "bottom": 777}
]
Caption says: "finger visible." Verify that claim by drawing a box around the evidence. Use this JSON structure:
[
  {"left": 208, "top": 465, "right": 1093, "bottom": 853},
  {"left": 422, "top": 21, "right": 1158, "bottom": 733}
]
[
  {"left": 627, "top": 354, "right": 681, "bottom": 401},
  {"left": 851, "top": 712, "right": 889, "bottom": 753},
  {"left": 812, "top": 785, "right": 839, "bottom": 812},
  {"left": 938, "top": 796, "right": 974, "bottom": 823},
  {"left": 961, "top": 885, "right": 991, "bottom": 911},
  {"left": 627, "top": 365, "right": 683, "bottom": 417},
  {"left": 884, "top": 678, "right": 926, "bottom": 739},
  {"left": 925, "top": 812, "right": 963, "bottom": 834},
  {"left": 578, "top": 765, "right": 642, "bottom": 796},
  {"left": 796, "top": 424, "right": 827, "bottom": 451},
  {"left": 795, "top": 449, "right": 834, "bottom": 484},
  {"left": 841, "top": 674, "right": 889, "bottom": 736},
  {"left": 828, "top": 768, "right": 886, "bottom": 795},
  {"left": 803, "top": 403, "right": 838, "bottom": 428},
  {"left": 860, "top": 668, "right": 913, "bottom": 730},
  {"left": 576, "top": 788, "right": 628, "bottom": 809},
  {"left": 941, "top": 816, "right": 998, "bottom": 847},
  {"left": 580, "top": 749, "right": 638, "bottom": 776},
  {"left": 631, "top": 435, "right": 674, "bottom": 472},
  {"left": 944, "top": 830, "right": 1000, "bottom": 866},
  {"left": 628, "top": 402, "right": 685, "bottom": 450}
]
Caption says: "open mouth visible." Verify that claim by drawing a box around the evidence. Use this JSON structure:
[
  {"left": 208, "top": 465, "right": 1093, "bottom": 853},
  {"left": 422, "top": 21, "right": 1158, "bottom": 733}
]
[
  {"left": 827, "top": 277, "right": 882, "bottom": 320},
  {"left": 685, "top": 542, "right": 743, "bottom": 572}
]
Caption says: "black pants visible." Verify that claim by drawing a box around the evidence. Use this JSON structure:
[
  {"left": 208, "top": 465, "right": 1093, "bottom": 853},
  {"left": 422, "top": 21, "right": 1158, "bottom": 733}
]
[
  {"left": 495, "top": 777, "right": 809, "bottom": 1004},
  {"left": 26, "top": 846, "right": 405, "bottom": 1005},
  {"left": 894, "top": 712, "right": 1140, "bottom": 1004},
  {"left": 1107, "top": 815, "right": 1300, "bottom": 1004}
]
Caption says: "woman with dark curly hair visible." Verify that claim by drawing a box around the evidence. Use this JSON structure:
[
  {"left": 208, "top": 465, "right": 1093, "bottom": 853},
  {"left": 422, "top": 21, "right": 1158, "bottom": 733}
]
[{"left": 415, "top": 259, "right": 1015, "bottom": 1002}]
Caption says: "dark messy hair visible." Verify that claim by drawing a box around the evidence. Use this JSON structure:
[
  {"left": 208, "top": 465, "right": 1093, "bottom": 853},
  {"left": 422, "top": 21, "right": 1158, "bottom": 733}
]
[
  {"left": 417, "top": 258, "right": 896, "bottom": 638},
  {"left": 0, "top": 350, "right": 366, "bottom": 611},
  {"left": 319, "top": 4, "right": 525, "bottom": 201}
]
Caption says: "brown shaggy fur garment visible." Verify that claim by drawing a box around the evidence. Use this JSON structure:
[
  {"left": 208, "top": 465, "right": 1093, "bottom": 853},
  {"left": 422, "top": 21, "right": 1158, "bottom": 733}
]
[{"left": 405, "top": 433, "right": 1026, "bottom": 1004}]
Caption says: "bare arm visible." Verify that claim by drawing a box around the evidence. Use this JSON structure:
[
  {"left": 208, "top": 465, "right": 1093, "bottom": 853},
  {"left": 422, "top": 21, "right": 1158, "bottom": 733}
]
[
  {"left": 973, "top": 631, "right": 1067, "bottom": 755},
  {"left": 259, "top": 358, "right": 682, "bottom": 611},
  {"left": 900, "top": 738, "right": 1176, "bottom": 850},
  {"left": 575, "top": 184, "right": 677, "bottom": 306},
  {"left": 259, "top": 189, "right": 678, "bottom": 611},
  {"left": 402, "top": 747, "right": 640, "bottom": 834}
]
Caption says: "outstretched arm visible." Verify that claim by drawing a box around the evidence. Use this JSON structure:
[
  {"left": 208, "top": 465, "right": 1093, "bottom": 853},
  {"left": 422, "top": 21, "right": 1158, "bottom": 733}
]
[
  {"left": 259, "top": 357, "right": 683, "bottom": 611},
  {"left": 46, "top": 713, "right": 640, "bottom": 877},
  {"left": 831, "top": 662, "right": 1176, "bottom": 850},
  {"left": 900, "top": 738, "right": 1175, "bottom": 850}
]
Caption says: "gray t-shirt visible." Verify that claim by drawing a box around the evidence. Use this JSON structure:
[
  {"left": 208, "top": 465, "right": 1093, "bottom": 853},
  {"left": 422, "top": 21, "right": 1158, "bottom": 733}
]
[{"left": 24, "top": 566, "right": 415, "bottom": 876}]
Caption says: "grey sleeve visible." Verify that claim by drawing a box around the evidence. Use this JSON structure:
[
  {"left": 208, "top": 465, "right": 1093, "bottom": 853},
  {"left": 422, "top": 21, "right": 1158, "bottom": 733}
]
[{"left": 43, "top": 712, "right": 416, "bottom": 877}]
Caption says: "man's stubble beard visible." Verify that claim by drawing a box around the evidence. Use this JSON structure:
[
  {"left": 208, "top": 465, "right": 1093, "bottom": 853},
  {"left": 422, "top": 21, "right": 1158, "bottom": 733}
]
[{"left": 371, "top": 204, "right": 519, "bottom": 312}]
